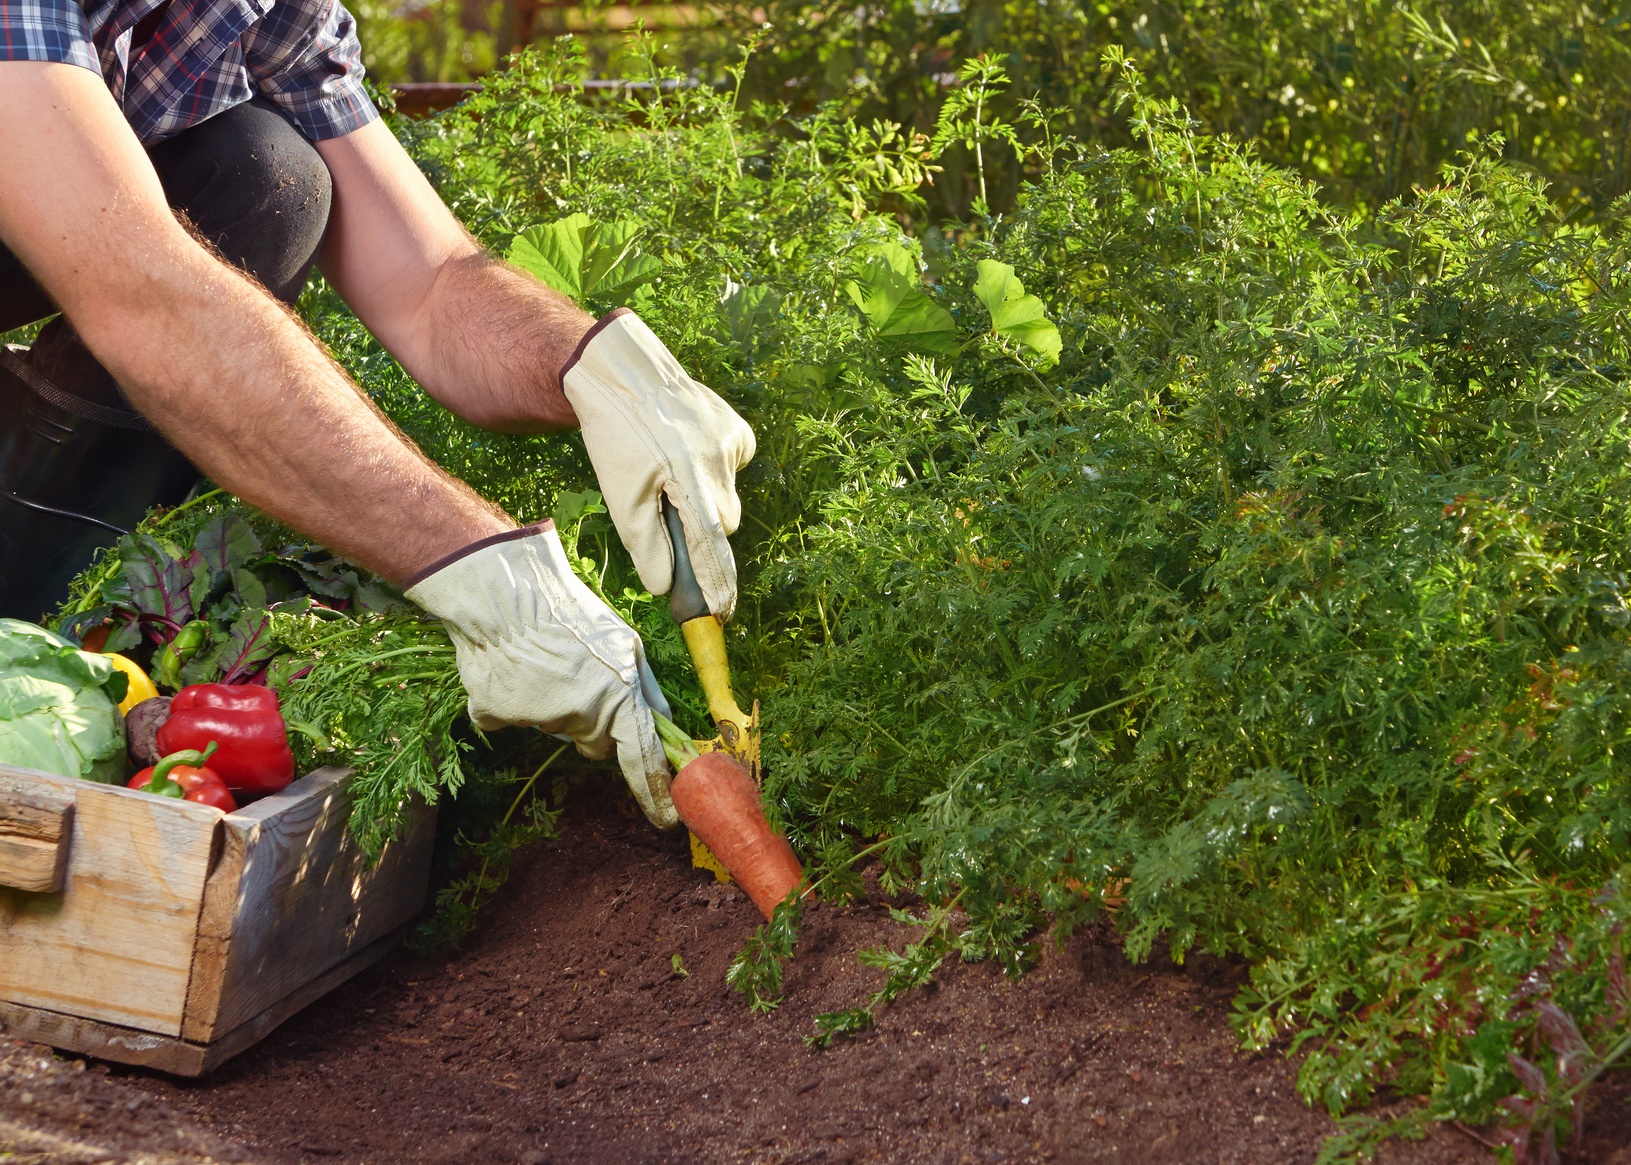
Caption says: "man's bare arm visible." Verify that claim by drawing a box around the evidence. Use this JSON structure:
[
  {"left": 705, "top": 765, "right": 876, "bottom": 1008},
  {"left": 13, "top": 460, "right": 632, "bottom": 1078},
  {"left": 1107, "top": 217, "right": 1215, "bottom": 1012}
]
[
  {"left": 314, "top": 119, "right": 592, "bottom": 433},
  {"left": 0, "top": 62, "right": 510, "bottom": 583}
]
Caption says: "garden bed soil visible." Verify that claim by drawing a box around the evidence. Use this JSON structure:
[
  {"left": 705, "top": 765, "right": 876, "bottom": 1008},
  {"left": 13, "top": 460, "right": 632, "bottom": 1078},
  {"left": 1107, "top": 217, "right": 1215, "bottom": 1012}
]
[{"left": 5, "top": 779, "right": 1628, "bottom": 1163}]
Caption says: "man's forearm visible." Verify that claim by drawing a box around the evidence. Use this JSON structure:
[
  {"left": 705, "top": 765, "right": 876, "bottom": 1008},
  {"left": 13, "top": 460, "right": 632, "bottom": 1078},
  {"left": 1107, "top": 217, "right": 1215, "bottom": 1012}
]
[
  {"left": 313, "top": 122, "right": 593, "bottom": 434},
  {"left": 90, "top": 250, "right": 512, "bottom": 583},
  {"left": 0, "top": 63, "right": 511, "bottom": 584},
  {"left": 404, "top": 250, "right": 593, "bottom": 433}
]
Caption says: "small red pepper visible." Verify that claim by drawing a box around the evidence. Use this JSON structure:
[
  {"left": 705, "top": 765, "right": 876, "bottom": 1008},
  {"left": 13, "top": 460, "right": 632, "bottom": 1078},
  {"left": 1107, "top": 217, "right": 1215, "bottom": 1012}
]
[
  {"left": 129, "top": 742, "right": 239, "bottom": 812},
  {"left": 154, "top": 683, "right": 295, "bottom": 795}
]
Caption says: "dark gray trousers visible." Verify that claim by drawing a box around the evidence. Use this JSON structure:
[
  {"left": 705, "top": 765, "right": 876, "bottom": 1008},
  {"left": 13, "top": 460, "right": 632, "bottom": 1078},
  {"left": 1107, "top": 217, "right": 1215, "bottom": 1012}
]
[{"left": 0, "top": 98, "right": 333, "bottom": 621}]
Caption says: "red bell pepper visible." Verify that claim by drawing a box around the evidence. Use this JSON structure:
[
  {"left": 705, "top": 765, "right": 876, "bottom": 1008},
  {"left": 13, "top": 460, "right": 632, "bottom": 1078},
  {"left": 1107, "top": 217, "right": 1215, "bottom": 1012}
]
[
  {"left": 154, "top": 683, "right": 295, "bottom": 795},
  {"left": 129, "top": 742, "right": 239, "bottom": 812}
]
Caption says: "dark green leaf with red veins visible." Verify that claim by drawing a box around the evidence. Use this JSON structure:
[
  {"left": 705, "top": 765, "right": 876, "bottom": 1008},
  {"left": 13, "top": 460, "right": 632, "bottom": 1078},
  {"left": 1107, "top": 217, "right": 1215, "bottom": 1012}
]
[
  {"left": 99, "top": 533, "right": 194, "bottom": 636},
  {"left": 189, "top": 609, "right": 277, "bottom": 686},
  {"left": 187, "top": 515, "right": 263, "bottom": 611},
  {"left": 277, "top": 552, "right": 357, "bottom": 599},
  {"left": 272, "top": 547, "right": 396, "bottom": 607},
  {"left": 101, "top": 619, "right": 144, "bottom": 654},
  {"left": 193, "top": 515, "right": 262, "bottom": 573},
  {"left": 59, "top": 607, "right": 115, "bottom": 648}
]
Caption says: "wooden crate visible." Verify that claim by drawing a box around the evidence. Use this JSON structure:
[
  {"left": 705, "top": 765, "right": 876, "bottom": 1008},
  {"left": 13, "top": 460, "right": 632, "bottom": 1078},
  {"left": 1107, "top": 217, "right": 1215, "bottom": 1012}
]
[{"left": 0, "top": 763, "right": 435, "bottom": 1075}]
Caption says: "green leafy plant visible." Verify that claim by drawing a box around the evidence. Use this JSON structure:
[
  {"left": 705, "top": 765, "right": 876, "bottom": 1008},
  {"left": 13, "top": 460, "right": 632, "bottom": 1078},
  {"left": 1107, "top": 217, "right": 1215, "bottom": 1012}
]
[
  {"left": 412, "top": 745, "right": 568, "bottom": 952},
  {"left": 724, "top": 895, "right": 801, "bottom": 1012},
  {"left": 929, "top": 53, "right": 1021, "bottom": 213},
  {"left": 970, "top": 259, "right": 1061, "bottom": 368},
  {"left": 808, "top": 894, "right": 964, "bottom": 1047},
  {"left": 507, "top": 213, "right": 662, "bottom": 307},
  {"left": 843, "top": 241, "right": 959, "bottom": 355},
  {"left": 56, "top": 34, "right": 1631, "bottom": 1156}
]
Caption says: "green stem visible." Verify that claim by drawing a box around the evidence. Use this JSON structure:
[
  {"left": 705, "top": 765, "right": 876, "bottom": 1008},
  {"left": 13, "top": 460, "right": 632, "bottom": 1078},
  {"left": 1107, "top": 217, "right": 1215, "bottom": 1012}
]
[
  {"left": 799, "top": 836, "right": 897, "bottom": 901},
  {"left": 653, "top": 711, "right": 701, "bottom": 769},
  {"left": 151, "top": 488, "right": 227, "bottom": 530},
  {"left": 142, "top": 741, "right": 219, "bottom": 797},
  {"left": 974, "top": 83, "right": 987, "bottom": 208},
  {"left": 461, "top": 743, "right": 570, "bottom": 917}
]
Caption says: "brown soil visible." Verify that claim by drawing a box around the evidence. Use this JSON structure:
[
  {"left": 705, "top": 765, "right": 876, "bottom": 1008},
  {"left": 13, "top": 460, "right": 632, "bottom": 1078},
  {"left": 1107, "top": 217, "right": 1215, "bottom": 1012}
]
[
  {"left": 0, "top": 1039, "right": 248, "bottom": 1164},
  {"left": 7, "top": 782, "right": 1629, "bottom": 1164}
]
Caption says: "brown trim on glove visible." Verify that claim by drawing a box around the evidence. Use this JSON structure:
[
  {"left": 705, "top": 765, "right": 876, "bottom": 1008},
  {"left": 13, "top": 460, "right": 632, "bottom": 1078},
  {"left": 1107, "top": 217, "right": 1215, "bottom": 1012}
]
[
  {"left": 558, "top": 307, "right": 634, "bottom": 383},
  {"left": 403, "top": 520, "right": 556, "bottom": 590}
]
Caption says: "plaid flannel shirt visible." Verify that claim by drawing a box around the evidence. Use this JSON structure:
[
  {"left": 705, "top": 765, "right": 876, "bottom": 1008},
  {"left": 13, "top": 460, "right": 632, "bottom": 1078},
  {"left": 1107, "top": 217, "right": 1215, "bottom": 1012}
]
[{"left": 0, "top": 0, "right": 378, "bottom": 144}]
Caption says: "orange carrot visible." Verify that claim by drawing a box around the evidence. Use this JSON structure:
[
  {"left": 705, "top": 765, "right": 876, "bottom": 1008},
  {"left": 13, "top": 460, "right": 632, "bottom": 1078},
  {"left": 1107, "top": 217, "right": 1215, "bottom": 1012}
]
[{"left": 668, "top": 751, "right": 803, "bottom": 920}]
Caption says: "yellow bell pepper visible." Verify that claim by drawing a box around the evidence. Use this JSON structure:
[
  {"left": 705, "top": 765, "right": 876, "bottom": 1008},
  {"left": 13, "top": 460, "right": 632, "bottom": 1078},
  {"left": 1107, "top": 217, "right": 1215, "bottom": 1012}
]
[{"left": 102, "top": 652, "right": 159, "bottom": 714}]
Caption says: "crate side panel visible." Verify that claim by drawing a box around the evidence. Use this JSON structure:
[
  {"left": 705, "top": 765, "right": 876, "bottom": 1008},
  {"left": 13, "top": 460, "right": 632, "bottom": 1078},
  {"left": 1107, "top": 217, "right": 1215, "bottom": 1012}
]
[
  {"left": 204, "top": 768, "right": 434, "bottom": 1038},
  {"left": 0, "top": 766, "right": 220, "bottom": 1036}
]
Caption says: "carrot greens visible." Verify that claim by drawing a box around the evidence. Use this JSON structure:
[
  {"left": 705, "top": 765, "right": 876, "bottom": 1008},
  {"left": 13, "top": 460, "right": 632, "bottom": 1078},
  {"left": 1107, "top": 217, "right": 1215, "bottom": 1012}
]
[{"left": 57, "top": 35, "right": 1631, "bottom": 1158}]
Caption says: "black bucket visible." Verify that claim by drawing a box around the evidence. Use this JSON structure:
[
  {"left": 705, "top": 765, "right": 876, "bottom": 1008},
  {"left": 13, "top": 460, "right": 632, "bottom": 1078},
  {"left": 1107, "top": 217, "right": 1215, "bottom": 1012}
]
[{"left": 0, "top": 344, "right": 198, "bottom": 623}]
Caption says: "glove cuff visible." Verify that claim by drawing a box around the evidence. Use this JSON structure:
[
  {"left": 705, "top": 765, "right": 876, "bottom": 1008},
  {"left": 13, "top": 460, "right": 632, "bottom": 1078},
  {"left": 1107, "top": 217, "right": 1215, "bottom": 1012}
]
[
  {"left": 403, "top": 520, "right": 554, "bottom": 591},
  {"left": 559, "top": 307, "right": 635, "bottom": 385}
]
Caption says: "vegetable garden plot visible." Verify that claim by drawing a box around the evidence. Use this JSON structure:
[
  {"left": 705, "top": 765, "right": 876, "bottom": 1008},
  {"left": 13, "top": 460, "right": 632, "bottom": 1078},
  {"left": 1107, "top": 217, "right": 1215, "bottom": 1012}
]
[
  {"left": 39, "top": 39, "right": 1631, "bottom": 1160},
  {"left": 121, "top": 788, "right": 1551, "bottom": 1165}
]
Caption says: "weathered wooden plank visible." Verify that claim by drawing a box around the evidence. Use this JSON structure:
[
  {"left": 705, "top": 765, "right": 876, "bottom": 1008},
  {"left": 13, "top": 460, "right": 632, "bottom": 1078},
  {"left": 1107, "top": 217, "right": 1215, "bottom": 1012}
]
[
  {"left": 0, "top": 997, "right": 206, "bottom": 1076},
  {"left": 0, "top": 835, "right": 68, "bottom": 894},
  {"left": 0, "top": 781, "right": 73, "bottom": 840},
  {"left": 0, "top": 782, "right": 74, "bottom": 893},
  {"left": 195, "top": 923, "right": 410, "bottom": 1073},
  {"left": 0, "top": 764, "right": 220, "bottom": 1036},
  {"left": 179, "top": 770, "right": 355, "bottom": 1041},
  {"left": 0, "top": 923, "right": 408, "bottom": 1076},
  {"left": 190, "top": 767, "right": 434, "bottom": 1041},
  {"left": 178, "top": 809, "right": 250, "bottom": 1043}
]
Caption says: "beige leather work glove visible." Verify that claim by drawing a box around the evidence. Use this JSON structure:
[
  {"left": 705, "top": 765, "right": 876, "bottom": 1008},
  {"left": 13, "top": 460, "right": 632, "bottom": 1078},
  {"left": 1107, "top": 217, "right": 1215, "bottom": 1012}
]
[
  {"left": 562, "top": 310, "right": 756, "bottom": 622},
  {"left": 404, "top": 523, "right": 677, "bottom": 828}
]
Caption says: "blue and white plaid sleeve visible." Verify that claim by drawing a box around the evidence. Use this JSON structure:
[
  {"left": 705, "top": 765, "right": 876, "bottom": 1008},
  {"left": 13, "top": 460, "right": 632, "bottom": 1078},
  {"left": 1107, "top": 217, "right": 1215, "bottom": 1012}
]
[
  {"left": 243, "top": 0, "right": 377, "bottom": 141},
  {"left": 0, "top": 0, "right": 100, "bottom": 72}
]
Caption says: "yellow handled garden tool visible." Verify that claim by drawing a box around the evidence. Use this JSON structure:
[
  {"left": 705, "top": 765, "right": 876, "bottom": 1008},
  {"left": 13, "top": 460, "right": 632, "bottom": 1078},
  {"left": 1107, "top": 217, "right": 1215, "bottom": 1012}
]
[
  {"left": 662, "top": 499, "right": 761, "bottom": 880},
  {"left": 661, "top": 499, "right": 759, "bottom": 769}
]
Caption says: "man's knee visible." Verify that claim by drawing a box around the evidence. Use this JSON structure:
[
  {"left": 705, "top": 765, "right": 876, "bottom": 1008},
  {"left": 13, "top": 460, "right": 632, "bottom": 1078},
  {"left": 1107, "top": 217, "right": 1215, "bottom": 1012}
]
[{"left": 148, "top": 100, "right": 333, "bottom": 303}]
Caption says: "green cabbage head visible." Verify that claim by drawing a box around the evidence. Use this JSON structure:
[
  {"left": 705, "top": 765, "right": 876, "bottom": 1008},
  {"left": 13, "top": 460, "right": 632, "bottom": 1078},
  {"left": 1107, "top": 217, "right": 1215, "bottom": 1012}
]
[{"left": 0, "top": 618, "right": 128, "bottom": 783}]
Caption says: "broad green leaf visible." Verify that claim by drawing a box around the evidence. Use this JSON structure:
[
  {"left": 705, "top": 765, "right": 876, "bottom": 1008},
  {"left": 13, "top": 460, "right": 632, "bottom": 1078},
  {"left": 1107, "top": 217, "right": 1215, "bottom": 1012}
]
[
  {"left": 844, "top": 248, "right": 959, "bottom": 355},
  {"left": 231, "top": 567, "right": 268, "bottom": 611},
  {"left": 187, "top": 516, "right": 263, "bottom": 613},
  {"left": 508, "top": 214, "right": 660, "bottom": 305},
  {"left": 720, "top": 282, "right": 781, "bottom": 357},
  {"left": 579, "top": 219, "right": 662, "bottom": 299},
  {"left": 190, "top": 609, "right": 277, "bottom": 686},
  {"left": 508, "top": 213, "right": 589, "bottom": 297},
  {"left": 102, "top": 618, "right": 143, "bottom": 654},
  {"left": 192, "top": 515, "right": 262, "bottom": 576},
  {"left": 866, "top": 240, "right": 917, "bottom": 279},
  {"left": 552, "top": 489, "right": 608, "bottom": 527},
  {"left": 972, "top": 259, "right": 1062, "bottom": 367},
  {"left": 0, "top": 618, "right": 125, "bottom": 782}
]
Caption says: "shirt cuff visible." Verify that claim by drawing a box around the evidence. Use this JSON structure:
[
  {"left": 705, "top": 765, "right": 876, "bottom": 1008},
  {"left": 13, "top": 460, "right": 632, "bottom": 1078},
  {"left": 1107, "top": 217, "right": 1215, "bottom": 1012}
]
[
  {"left": 270, "top": 75, "right": 380, "bottom": 142},
  {"left": 0, "top": 31, "right": 101, "bottom": 72}
]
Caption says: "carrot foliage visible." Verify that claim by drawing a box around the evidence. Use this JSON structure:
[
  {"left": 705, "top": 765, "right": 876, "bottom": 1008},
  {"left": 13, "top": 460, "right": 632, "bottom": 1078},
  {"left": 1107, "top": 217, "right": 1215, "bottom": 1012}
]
[{"left": 295, "top": 38, "right": 1631, "bottom": 1155}]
